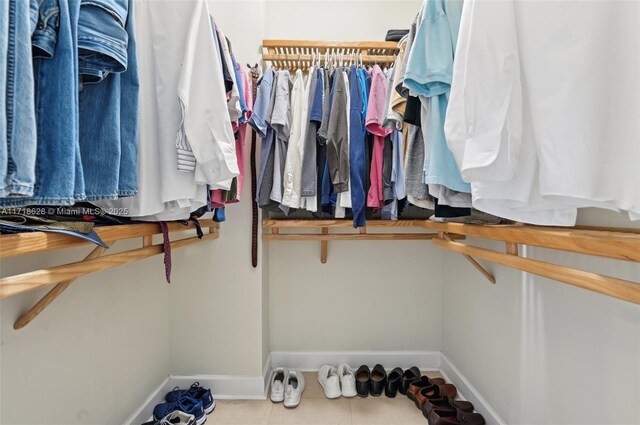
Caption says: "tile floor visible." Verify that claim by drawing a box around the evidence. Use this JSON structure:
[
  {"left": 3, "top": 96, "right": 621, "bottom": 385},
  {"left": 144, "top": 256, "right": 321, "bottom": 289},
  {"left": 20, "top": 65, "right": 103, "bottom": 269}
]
[{"left": 208, "top": 371, "right": 444, "bottom": 425}]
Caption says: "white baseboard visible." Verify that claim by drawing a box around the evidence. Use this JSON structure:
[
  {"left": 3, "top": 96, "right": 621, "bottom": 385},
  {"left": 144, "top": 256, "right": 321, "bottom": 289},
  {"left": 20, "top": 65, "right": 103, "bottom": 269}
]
[
  {"left": 269, "top": 350, "right": 442, "bottom": 372},
  {"left": 262, "top": 353, "right": 272, "bottom": 398},
  {"left": 440, "top": 354, "right": 506, "bottom": 425},
  {"left": 124, "top": 352, "right": 506, "bottom": 425},
  {"left": 170, "top": 374, "right": 267, "bottom": 400},
  {"left": 122, "top": 376, "right": 172, "bottom": 425},
  {"left": 123, "top": 356, "right": 271, "bottom": 425}
]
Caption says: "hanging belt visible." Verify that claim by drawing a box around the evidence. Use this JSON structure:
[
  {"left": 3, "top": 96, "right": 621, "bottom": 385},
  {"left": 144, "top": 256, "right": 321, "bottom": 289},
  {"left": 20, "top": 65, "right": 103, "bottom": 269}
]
[
  {"left": 159, "top": 221, "right": 172, "bottom": 283},
  {"left": 249, "top": 64, "right": 260, "bottom": 268}
]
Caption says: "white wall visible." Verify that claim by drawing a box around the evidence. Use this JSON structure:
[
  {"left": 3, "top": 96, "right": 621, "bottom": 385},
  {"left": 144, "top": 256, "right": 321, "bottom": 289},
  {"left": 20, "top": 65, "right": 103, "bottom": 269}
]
[
  {"left": 264, "top": 0, "right": 421, "bottom": 41},
  {"left": 0, "top": 242, "right": 172, "bottom": 425},
  {"left": 168, "top": 0, "right": 269, "bottom": 378},
  {"left": 441, "top": 209, "right": 640, "bottom": 425},
  {"left": 269, "top": 240, "right": 443, "bottom": 351}
]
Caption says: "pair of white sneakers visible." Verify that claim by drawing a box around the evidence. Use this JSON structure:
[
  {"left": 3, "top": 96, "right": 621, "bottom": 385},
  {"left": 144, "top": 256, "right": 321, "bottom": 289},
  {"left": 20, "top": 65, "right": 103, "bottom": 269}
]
[
  {"left": 270, "top": 368, "right": 305, "bottom": 408},
  {"left": 317, "top": 364, "right": 357, "bottom": 399}
]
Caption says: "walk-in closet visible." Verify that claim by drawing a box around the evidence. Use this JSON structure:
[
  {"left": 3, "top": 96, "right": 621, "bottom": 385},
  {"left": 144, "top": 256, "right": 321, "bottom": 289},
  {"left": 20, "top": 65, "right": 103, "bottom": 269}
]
[{"left": 1, "top": 1, "right": 639, "bottom": 425}]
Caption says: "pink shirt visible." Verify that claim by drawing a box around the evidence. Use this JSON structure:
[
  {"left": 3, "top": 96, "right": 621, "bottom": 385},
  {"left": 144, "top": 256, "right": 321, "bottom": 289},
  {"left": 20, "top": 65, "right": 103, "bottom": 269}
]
[
  {"left": 365, "top": 65, "right": 393, "bottom": 137},
  {"left": 366, "top": 66, "right": 392, "bottom": 208},
  {"left": 211, "top": 64, "right": 254, "bottom": 207}
]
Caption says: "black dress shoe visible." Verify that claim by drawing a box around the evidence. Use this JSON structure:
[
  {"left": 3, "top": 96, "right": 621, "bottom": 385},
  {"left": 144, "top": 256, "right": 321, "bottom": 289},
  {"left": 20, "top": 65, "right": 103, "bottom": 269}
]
[
  {"left": 385, "top": 367, "right": 403, "bottom": 398},
  {"left": 400, "top": 366, "right": 421, "bottom": 395},
  {"left": 355, "top": 365, "right": 370, "bottom": 398},
  {"left": 369, "top": 364, "right": 387, "bottom": 397}
]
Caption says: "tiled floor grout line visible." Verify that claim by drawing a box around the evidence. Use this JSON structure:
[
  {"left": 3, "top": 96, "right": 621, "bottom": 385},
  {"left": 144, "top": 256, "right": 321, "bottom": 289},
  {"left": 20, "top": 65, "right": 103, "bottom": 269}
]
[
  {"left": 266, "top": 399, "right": 274, "bottom": 425},
  {"left": 348, "top": 397, "right": 354, "bottom": 425}
]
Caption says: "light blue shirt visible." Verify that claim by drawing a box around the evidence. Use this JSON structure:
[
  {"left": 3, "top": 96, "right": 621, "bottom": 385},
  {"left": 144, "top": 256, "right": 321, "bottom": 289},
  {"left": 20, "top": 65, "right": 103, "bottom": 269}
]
[
  {"left": 249, "top": 68, "right": 275, "bottom": 139},
  {"left": 404, "top": 0, "right": 463, "bottom": 96},
  {"left": 251, "top": 69, "right": 276, "bottom": 200},
  {"left": 405, "top": 0, "right": 470, "bottom": 193}
]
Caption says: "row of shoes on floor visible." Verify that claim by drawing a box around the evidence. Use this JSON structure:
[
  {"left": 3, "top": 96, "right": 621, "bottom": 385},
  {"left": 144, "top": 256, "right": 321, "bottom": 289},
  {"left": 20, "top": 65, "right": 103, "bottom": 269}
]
[
  {"left": 318, "top": 364, "right": 487, "bottom": 425},
  {"left": 402, "top": 367, "right": 486, "bottom": 425},
  {"left": 142, "top": 382, "right": 215, "bottom": 425}
]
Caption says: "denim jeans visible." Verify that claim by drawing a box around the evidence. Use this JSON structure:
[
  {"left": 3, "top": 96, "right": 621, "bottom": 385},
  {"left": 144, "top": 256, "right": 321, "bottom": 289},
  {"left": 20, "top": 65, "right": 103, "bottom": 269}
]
[
  {"left": 79, "top": 0, "right": 138, "bottom": 200},
  {"left": 32, "top": 0, "right": 57, "bottom": 58},
  {"left": 0, "top": 1, "right": 8, "bottom": 197},
  {"left": 348, "top": 66, "right": 366, "bottom": 228},
  {"left": 1, "top": 0, "right": 38, "bottom": 198},
  {"left": 77, "top": 0, "right": 128, "bottom": 83},
  {"left": 0, "top": 219, "right": 107, "bottom": 247},
  {"left": 0, "top": 0, "right": 85, "bottom": 207}
]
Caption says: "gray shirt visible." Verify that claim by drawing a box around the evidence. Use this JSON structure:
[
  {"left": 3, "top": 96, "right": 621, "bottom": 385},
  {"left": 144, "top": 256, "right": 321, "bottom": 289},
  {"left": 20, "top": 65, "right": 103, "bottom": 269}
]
[
  {"left": 326, "top": 69, "right": 350, "bottom": 193},
  {"left": 397, "top": 15, "right": 418, "bottom": 99},
  {"left": 301, "top": 68, "right": 321, "bottom": 197},
  {"left": 405, "top": 123, "right": 435, "bottom": 207},
  {"left": 317, "top": 68, "right": 332, "bottom": 144},
  {"left": 270, "top": 70, "right": 291, "bottom": 214}
]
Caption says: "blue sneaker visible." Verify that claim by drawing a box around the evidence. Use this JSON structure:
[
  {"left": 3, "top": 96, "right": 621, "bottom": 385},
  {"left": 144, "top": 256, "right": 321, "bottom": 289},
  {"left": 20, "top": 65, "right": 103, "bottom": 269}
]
[
  {"left": 153, "top": 395, "right": 205, "bottom": 425},
  {"left": 166, "top": 382, "right": 215, "bottom": 415},
  {"left": 142, "top": 411, "right": 195, "bottom": 425}
]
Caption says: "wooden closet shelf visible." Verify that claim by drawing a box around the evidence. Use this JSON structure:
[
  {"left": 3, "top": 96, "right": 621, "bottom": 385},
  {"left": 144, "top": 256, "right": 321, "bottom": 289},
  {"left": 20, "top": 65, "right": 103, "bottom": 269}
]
[
  {"left": 262, "top": 219, "right": 640, "bottom": 304},
  {"left": 263, "top": 219, "right": 422, "bottom": 228},
  {"left": 1, "top": 220, "right": 220, "bottom": 330},
  {"left": 0, "top": 220, "right": 213, "bottom": 258},
  {"left": 420, "top": 221, "right": 640, "bottom": 262},
  {"left": 262, "top": 39, "right": 400, "bottom": 69},
  {"left": 262, "top": 40, "right": 400, "bottom": 50}
]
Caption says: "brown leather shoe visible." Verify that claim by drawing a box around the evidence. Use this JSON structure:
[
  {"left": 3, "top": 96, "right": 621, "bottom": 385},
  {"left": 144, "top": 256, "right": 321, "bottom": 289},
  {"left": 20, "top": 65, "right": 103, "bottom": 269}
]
[
  {"left": 406, "top": 376, "right": 446, "bottom": 401},
  {"left": 415, "top": 384, "right": 458, "bottom": 409},
  {"left": 422, "top": 397, "right": 474, "bottom": 420},
  {"left": 429, "top": 408, "right": 485, "bottom": 425}
]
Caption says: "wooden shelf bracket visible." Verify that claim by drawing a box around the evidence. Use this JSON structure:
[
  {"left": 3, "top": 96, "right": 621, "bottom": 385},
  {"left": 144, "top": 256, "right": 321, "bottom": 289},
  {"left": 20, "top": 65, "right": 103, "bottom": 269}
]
[
  {"left": 441, "top": 232, "right": 495, "bottom": 284},
  {"left": 1, "top": 220, "right": 220, "bottom": 330},
  {"left": 321, "top": 228, "right": 329, "bottom": 264}
]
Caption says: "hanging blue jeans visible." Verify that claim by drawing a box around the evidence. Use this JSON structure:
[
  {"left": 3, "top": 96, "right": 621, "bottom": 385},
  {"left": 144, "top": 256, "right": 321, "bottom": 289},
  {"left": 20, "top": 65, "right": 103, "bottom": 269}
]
[
  {"left": 77, "top": 0, "right": 128, "bottom": 83},
  {"left": 78, "top": 0, "right": 138, "bottom": 200},
  {"left": 348, "top": 66, "right": 366, "bottom": 228},
  {"left": 1, "top": 0, "right": 85, "bottom": 207},
  {"left": 1, "top": 0, "right": 38, "bottom": 198}
]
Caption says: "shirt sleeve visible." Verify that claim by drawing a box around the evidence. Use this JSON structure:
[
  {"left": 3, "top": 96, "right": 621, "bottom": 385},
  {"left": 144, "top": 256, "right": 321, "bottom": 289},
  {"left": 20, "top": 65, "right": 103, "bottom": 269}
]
[
  {"left": 365, "top": 67, "right": 392, "bottom": 137},
  {"left": 271, "top": 71, "right": 292, "bottom": 141},
  {"left": 176, "top": 1, "right": 238, "bottom": 185},
  {"left": 248, "top": 70, "right": 272, "bottom": 139},
  {"left": 240, "top": 64, "right": 253, "bottom": 120},
  {"left": 404, "top": 0, "right": 459, "bottom": 97},
  {"left": 444, "top": 0, "right": 523, "bottom": 182}
]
